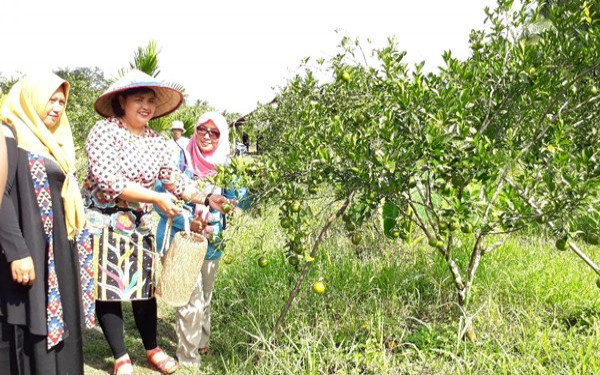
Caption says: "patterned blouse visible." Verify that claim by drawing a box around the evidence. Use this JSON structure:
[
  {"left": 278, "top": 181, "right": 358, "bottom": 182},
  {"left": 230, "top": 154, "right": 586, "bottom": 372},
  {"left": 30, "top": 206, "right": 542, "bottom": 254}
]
[{"left": 83, "top": 117, "right": 191, "bottom": 235}]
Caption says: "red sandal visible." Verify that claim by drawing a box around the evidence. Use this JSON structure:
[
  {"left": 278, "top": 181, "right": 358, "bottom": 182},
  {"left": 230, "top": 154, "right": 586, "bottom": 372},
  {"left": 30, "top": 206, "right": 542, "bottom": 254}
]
[
  {"left": 113, "top": 357, "right": 135, "bottom": 375},
  {"left": 146, "top": 348, "right": 178, "bottom": 374}
]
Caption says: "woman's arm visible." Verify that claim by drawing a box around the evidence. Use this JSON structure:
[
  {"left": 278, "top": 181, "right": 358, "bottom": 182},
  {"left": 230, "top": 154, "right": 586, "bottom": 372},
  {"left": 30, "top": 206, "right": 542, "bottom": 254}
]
[
  {"left": 0, "top": 128, "right": 35, "bottom": 285},
  {"left": 119, "top": 182, "right": 182, "bottom": 218}
]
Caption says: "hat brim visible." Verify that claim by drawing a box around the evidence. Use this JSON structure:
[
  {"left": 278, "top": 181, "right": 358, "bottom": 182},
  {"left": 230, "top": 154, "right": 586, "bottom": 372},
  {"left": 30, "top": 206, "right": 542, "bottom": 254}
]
[{"left": 94, "top": 78, "right": 184, "bottom": 119}]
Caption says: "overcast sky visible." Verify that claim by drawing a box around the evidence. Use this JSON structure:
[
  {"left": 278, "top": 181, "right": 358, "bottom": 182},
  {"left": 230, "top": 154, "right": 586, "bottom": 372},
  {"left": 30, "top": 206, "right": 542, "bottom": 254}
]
[{"left": 2, "top": 0, "right": 496, "bottom": 115}]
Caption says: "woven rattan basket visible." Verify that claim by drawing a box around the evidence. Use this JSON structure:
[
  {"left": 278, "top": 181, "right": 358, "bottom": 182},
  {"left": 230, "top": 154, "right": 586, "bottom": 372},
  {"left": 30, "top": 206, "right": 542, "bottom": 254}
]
[{"left": 156, "top": 218, "right": 207, "bottom": 307}]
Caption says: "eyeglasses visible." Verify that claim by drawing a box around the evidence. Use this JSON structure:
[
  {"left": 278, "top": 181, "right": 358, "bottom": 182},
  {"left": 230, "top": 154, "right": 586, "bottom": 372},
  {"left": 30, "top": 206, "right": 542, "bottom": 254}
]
[{"left": 196, "top": 125, "right": 220, "bottom": 140}]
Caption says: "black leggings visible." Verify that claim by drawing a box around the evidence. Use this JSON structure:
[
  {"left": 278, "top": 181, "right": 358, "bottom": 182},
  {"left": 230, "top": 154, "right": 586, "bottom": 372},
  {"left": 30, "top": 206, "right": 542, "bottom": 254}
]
[{"left": 95, "top": 299, "right": 158, "bottom": 358}]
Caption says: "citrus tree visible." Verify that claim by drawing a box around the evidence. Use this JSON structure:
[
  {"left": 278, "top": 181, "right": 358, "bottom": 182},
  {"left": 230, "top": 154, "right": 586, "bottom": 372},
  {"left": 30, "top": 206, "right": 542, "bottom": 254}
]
[{"left": 240, "top": 0, "right": 600, "bottom": 340}]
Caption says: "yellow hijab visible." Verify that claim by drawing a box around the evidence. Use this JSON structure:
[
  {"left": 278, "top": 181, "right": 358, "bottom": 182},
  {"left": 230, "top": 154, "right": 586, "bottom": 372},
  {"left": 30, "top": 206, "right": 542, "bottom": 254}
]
[{"left": 1, "top": 73, "right": 85, "bottom": 239}]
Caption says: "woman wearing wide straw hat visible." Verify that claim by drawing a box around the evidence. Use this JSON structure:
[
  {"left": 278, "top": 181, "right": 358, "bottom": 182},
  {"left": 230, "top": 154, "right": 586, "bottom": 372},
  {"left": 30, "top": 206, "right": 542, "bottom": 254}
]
[
  {"left": 0, "top": 72, "right": 87, "bottom": 374},
  {"left": 83, "top": 69, "right": 230, "bottom": 375}
]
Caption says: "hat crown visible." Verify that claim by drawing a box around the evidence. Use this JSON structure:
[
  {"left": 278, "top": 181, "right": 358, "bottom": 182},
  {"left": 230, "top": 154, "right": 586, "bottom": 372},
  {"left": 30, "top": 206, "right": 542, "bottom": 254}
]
[{"left": 171, "top": 120, "right": 185, "bottom": 130}]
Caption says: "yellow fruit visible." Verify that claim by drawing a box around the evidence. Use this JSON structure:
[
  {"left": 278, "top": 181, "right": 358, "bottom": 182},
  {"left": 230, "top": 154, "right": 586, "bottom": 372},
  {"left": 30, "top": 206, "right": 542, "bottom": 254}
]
[
  {"left": 223, "top": 255, "right": 233, "bottom": 264},
  {"left": 313, "top": 281, "right": 326, "bottom": 294},
  {"left": 341, "top": 70, "right": 351, "bottom": 83}
]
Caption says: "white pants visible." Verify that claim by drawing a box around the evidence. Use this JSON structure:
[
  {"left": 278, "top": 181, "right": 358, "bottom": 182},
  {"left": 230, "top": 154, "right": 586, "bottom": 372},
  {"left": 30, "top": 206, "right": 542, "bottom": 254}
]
[{"left": 175, "top": 259, "right": 219, "bottom": 367}]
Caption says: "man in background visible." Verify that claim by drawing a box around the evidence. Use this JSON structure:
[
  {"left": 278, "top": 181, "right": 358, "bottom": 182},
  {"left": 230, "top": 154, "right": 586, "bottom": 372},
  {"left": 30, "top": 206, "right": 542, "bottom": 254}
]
[{"left": 166, "top": 120, "right": 189, "bottom": 169}]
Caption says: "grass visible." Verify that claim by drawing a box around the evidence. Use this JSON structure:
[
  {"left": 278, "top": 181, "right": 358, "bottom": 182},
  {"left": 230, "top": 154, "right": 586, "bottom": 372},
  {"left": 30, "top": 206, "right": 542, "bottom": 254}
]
[{"left": 83, "top": 205, "right": 600, "bottom": 374}]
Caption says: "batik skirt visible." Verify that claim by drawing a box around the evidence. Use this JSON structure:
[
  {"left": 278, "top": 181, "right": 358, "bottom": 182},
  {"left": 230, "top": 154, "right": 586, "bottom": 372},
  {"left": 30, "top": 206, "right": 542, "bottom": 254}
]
[{"left": 86, "top": 207, "right": 157, "bottom": 301}]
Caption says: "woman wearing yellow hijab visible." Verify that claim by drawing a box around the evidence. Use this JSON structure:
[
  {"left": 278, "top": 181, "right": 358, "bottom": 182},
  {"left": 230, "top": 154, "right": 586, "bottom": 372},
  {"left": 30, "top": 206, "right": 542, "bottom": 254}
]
[{"left": 0, "top": 73, "right": 87, "bottom": 375}]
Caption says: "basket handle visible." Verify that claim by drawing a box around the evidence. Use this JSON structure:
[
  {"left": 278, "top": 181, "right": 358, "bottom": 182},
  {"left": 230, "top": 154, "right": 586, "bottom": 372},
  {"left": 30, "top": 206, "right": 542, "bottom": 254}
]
[{"left": 159, "top": 209, "right": 192, "bottom": 255}]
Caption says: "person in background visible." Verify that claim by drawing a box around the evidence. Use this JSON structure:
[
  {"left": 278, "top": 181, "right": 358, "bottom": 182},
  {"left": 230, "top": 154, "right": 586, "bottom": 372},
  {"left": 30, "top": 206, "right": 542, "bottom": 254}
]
[
  {"left": 155, "top": 111, "right": 250, "bottom": 368},
  {"left": 83, "top": 70, "right": 230, "bottom": 375},
  {"left": 166, "top": 120, "right": 189, "bottom": 169},
  {"left": 0, "top": 73, "right": 87, "bottom": 375}
]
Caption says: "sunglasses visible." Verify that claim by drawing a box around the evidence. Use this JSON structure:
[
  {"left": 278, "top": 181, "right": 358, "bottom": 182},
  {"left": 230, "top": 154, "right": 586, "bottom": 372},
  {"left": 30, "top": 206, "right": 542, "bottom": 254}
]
[{"left": 196, "top": 125, "right": 221, "bottom": 140}]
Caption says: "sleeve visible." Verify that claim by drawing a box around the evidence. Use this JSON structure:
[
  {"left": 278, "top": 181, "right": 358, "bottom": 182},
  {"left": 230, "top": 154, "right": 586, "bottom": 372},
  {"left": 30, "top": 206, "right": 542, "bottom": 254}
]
[
  {"left": 85, "top": 120, "right": 129, "bottom": 201},
  {"left": 153, "top": 179, "right": 190, "bottom": 232},
  {"left": 0, "top": 133, "right": 31, "bottom": 262}
]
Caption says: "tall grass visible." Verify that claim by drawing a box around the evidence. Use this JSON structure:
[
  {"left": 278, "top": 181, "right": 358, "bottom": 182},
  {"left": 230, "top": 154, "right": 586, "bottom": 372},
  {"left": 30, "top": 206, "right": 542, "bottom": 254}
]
[{"left": 83, "top": 204, "right": 600, "bottom": 374}]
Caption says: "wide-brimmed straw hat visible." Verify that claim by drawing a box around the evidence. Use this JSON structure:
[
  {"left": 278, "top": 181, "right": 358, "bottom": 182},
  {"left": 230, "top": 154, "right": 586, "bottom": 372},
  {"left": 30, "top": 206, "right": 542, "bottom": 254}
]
[{"left": 94, "top": 69, "right": 184, "bottom": 119}]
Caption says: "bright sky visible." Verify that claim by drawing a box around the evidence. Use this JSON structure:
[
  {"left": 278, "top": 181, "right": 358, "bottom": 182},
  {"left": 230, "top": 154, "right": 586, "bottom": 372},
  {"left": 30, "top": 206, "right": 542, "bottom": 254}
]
[{"left": 2, "top": 0, "right": 496, "bottom": 115}]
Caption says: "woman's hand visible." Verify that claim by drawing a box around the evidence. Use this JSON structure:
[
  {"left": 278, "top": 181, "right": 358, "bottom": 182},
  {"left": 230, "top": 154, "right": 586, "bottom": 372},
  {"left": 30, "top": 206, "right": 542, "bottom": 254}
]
[
  {"left": 190, "top": 214, "right": 207, "bottom": 233},
  {"left": 11, "top": 257, "right": 35, "bottom": 286},
  {"left": 154, "top": 192, "right": 182, "bottom": 218},
  {"left": 208, "top": 194, "right": 235, "bottom": 214}
]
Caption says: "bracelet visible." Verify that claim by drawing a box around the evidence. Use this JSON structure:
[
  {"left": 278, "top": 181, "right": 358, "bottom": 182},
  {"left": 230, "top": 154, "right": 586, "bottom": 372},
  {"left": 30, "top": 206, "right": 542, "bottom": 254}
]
[{"left": 204, "top": 193, "right": 212, "bottom": 206}]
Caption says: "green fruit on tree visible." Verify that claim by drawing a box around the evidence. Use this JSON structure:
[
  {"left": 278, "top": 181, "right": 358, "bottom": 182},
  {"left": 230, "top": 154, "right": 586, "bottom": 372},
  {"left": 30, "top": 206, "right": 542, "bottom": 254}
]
[
  {"left": 555, "top": 238, "right": 569, "bottom": 251},
  {"left": 441, "top": 182, "right": 453, "bottom": 196},
  {"left": 435, "top": 240, "right": 445, "bottom": 249},
  {"left": 291, "top": 200, "right": 301, "bottom": 212},
  {"left": 223, "top": 255, "right": 233, "bottom": 265},
  {"left": 351, "top": 233, "right": 362, "bottom": 245},
  {"left": 222, "top": 202, "right": 233, "bottom": 214},
  {"left": 391, "top": 230, "right": 400, "bottom": 239},
  {"left": 288, "top": 255, "right": 300, "bottom": 266},
  {"left": 313, "top": 281, "right": 326, "bottom": 294},
  {"left": 428, "top": 237, "right": 438, "bottom": 247},
  {"left": 293, "top": 243, "right": 306, "bottom": 255},
  {"left": 461, "top": 223, "right": 473, "bottom": 234},
  {"left": 591, "top": 86, "right": 599, "bottom": 95},
  {"left": 535, "top": 214, "right": 547, "bottom": 224},
  {"left": 308, "top": 186, "right": 318, "bottom": 195},
  {"left": 257, "top": 256, "right": 269, "bottom": 268},
  {"left": 280, "top": 218, "right": 292, "bottom": 229}
]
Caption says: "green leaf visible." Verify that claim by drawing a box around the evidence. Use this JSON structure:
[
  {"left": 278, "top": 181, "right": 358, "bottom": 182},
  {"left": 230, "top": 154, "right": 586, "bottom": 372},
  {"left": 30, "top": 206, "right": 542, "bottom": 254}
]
[{"left": 383, "top": 199, "right": 401, "bottom": 239}]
